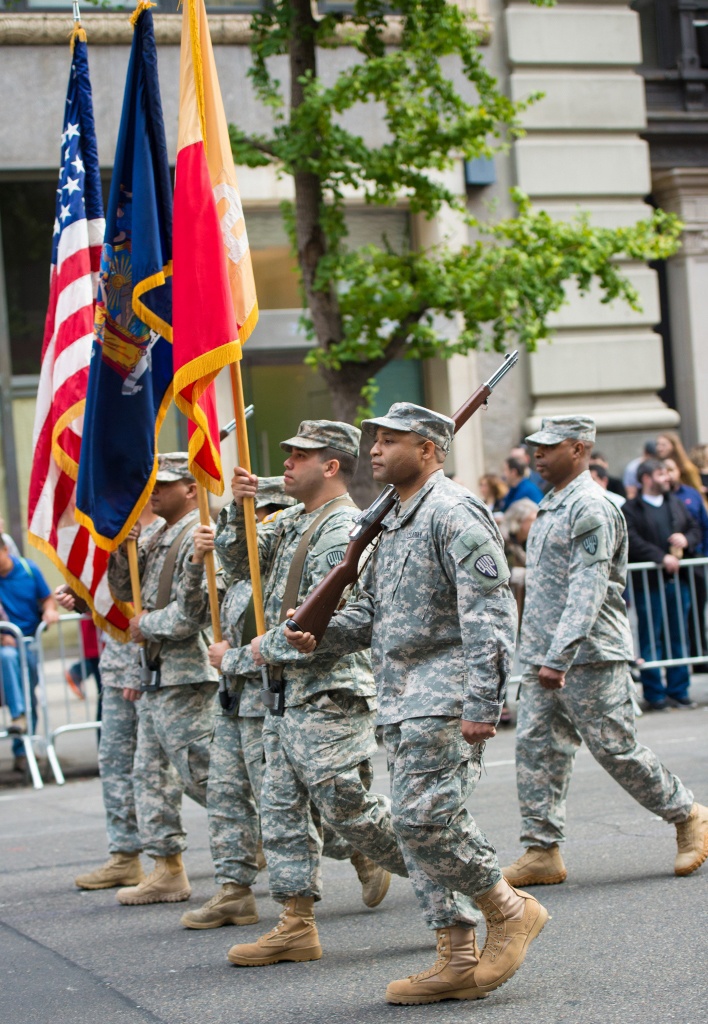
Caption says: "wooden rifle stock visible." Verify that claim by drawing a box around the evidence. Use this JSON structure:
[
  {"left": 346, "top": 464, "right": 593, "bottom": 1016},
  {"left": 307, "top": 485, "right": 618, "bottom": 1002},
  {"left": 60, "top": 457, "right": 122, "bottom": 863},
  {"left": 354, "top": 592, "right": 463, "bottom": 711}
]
[{"left": 286, "top": 352, "right": 519, "bottom": 641}]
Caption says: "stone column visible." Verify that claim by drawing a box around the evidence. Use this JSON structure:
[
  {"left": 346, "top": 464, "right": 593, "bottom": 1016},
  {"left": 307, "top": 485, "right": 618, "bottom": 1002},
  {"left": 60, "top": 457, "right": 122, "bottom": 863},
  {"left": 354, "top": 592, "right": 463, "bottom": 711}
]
[
  {"left": 652, "top": 168, "right": 708, "bottom": 447},
  {"left": 502, "top": 0, "right": 679, "bottom": 464}
]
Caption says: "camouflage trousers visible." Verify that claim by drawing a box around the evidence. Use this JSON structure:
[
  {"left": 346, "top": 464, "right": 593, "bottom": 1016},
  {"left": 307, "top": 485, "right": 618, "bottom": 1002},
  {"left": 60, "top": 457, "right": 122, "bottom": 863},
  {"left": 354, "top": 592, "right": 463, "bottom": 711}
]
[
  {"left": 97, "top": 687, "right": 145, "bottom": 855},
  {"left": 516, "top": 662, "right": 695, "bottom": 847},
  {"left": 383, "top": 716, "right": 501, "bottom": 931},
  {"left": 208, "top": 712, "right": 265, "bottom": 887},
  {"left": 133, "top": 682, "right": 218, "bottom": 858},
  {"left": 261, "top": 691, "right": 407, "bottom": 903}
]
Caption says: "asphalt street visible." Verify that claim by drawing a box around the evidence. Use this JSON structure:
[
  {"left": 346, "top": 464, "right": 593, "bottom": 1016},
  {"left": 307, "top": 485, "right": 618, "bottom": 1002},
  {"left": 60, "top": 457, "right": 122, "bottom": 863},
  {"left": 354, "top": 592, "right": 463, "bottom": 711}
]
[{"left": 1, "top": 686, "right": 707, "bottom": 1024}]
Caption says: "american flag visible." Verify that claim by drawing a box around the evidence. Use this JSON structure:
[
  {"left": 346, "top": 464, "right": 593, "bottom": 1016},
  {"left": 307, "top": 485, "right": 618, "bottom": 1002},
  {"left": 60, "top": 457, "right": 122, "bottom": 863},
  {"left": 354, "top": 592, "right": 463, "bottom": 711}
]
[{"left": 27, "top": 35, "right": 131, "bottom": 639}]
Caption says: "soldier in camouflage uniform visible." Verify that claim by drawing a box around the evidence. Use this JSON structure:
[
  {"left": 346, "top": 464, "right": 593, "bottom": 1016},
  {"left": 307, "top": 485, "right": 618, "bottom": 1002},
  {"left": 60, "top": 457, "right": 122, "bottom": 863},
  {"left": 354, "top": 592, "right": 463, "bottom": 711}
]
[
  {"left": 279, "top": 404, "right": 548, "bottom": 1004},
  {"left": 107, "top": 454, "right": 219, "bottom": 905},
  {"left": 58, "top": 515, "right": 184, "bottom": 891},
  {"left": 212, "top": 421, "right": 407, "bottom": 969},
  {"left": 501, "top": 415, "right": 708, "bottom": 887},
  {"left": 177, "top": 478, "right": 295, "bottom": 929}
]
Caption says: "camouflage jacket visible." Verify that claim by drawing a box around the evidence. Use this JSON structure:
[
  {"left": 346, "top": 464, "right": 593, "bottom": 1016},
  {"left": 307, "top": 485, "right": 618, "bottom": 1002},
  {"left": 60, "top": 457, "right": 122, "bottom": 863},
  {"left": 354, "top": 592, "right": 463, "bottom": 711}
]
[
  {"left": 261, "top": 471, "right": 516, "bottom": 725},
  {"left": 99, "top": 518, "right": 164, "bottom": 689},
  {"left": 177, "top": 563, "right": 263, "bottom": 716},
  {"left": 519, "top": 470, "right": 634, "bottom": 670},
  {"left": 215, "top": 496, "right": 376, "bottom": 707},
  {"left": 108, "top": 509, "right": 218, "bottom": 687},
  {"left": 99, "top": 636, "right": 140, "bottom": 689}
]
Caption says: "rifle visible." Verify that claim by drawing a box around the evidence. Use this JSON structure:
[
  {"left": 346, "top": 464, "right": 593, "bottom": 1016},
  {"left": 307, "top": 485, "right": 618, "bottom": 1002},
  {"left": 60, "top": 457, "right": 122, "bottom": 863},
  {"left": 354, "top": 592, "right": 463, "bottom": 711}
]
[{"left": 285, "top": 351, "right": 519, "bottom": 642}]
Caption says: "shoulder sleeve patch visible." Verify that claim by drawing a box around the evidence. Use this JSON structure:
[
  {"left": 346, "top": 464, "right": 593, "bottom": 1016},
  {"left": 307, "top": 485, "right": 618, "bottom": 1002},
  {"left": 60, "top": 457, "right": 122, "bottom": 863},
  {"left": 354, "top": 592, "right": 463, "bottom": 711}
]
[
  {"left": 325, "top": 549, "right": 345, "bottom": 568},
  {"left": 452, "top": 526, "right": 510, "bottom": 592},
  {"left": 450, "top": 523, "right": 491, "bottom": 562},
  {"left": 572, "top": 512, "right": 609, "bottom": 565}
]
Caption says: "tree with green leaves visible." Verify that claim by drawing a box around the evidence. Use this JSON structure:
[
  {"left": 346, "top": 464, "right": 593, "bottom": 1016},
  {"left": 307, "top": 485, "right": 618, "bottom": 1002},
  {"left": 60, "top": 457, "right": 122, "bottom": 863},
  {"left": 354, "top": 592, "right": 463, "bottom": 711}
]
[{"left": 231, "top": 0, "right": 680, "bottom": 428}]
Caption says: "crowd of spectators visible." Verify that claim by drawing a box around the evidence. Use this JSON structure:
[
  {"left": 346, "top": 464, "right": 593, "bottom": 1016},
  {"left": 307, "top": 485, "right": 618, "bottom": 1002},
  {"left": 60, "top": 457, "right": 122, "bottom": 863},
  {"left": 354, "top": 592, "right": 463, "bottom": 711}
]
[{"left": 481, "top": 429, "right": 708, "bottom": 715}]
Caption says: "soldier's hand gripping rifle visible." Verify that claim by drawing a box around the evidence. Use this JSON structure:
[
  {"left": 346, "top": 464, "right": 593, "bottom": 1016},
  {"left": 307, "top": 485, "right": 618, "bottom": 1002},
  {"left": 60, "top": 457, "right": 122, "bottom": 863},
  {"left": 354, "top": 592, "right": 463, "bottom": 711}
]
[{"left": 285, "top": 351, "right": 519, "bottom": 643}]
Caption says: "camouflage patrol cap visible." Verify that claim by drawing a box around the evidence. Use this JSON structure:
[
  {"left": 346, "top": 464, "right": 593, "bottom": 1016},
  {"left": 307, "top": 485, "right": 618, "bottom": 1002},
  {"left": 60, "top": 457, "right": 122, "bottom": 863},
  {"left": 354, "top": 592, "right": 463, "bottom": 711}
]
[
  {"left": 155, "top": 452, "right": 196, "bottom": 483},
  {"left": 279, "top": 420, "right": 361, "bottom": 458},
  {"left": 525, "top": 415, "right": 596, "bottom": 446},
  {"left": 255, "top": 476, "right": 297, "bottom": 510},
  {"left": 362, "top": 403, "right": 455, "bottom": 454}
]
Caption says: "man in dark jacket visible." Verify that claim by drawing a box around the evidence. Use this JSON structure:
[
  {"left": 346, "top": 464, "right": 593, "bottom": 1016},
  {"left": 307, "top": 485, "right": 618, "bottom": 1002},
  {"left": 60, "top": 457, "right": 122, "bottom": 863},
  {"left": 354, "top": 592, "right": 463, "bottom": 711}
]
[{"left": 623, "top": 458, "right": 702, "bottom": 709}]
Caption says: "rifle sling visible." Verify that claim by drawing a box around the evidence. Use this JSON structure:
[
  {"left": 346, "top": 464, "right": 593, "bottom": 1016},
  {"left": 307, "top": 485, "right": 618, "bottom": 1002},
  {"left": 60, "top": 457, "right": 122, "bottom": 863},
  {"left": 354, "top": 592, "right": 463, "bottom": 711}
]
[
  {"left": 145, "top": 517, "right": 195, "bottom": 668},
  {"left": 270, "top": 497, "right": 357, "bottom": 682}
]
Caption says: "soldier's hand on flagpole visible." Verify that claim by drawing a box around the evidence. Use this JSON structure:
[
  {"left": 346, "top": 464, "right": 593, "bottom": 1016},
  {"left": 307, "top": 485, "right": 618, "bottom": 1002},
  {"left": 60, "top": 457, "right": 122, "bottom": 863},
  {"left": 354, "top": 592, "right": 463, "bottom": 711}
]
[
  {"left": 208, "top": 639, "right": 231, "bottom": 669},
  {"left": 250, "top": 635, "right": 265, "bottom": 666},
  {"left": 55, "top": 584, "right": 76, "bottom": 611},
  {"left": 231, "top": 466, "right": 258, "bottom": 506},
  {"left": 192, "top": 524, "right": 216, "bottom": 564},
  {"left": 129, "top": 612, "right": 147, "bottom": 643},
  {"left": 121, "top": 522, "right": 142, "bottom": 552}
]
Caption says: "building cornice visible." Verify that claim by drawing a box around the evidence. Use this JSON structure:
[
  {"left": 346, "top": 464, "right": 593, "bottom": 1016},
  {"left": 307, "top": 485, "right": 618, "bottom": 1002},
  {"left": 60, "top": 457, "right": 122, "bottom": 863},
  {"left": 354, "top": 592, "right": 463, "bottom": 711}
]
[{"left": 0, "top": 9, "right": 491, "bottom": 46}]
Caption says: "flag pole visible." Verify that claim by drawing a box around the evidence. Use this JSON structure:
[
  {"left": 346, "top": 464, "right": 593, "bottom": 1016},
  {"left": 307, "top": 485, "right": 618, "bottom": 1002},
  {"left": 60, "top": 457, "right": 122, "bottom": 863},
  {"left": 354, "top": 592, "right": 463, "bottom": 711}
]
[
  {"left": 230, "top": 362, "right": 266, "bottom": 635},
  {"left": 196, "top": 483, "right": 223, "bottom": 643}
]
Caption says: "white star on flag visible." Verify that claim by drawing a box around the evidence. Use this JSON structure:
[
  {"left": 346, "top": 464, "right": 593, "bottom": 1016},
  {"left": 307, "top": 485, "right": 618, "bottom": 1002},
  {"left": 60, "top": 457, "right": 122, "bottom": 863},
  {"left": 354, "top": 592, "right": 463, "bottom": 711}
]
[
  {"left": 53, "top": 218, "right": 60, "bottom": 235},
  {"left": 72, "top": 156, "right": 85, "bottom": 175},
  {"left": 63, "top": 177, "right": 81, "bottom": 195},
  {"left": 59, "top": 204, "right": 71, "bottom": 221},
  {"left": 65, "top": 123, "right": 80, "bottom": 140}
]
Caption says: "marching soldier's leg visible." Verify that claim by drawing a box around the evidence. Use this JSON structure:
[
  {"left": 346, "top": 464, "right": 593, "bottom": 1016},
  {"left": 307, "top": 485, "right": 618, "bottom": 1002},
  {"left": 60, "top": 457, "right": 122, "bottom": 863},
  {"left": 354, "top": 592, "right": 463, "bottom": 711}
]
[
  {"left": 75, "top": 687, "right": 145, "bottom": 890},
  {"left": 385, "top": 718, "right": 547, "bottom": 1003},
  {"left": 149, "top": 683, "right": 218, "bottom": 808},
  {"left": 567, "top": 662, "right": 705, "bottom": 876},
  {"left": 181, "top": 711, "right": 262, "bottom": 929},
  {"left": 227, "top": 716, "right": 323, "bottom": 967},
  {"left": 503, "top": 667, "right": 582, "bottom": 887},
  {"left": 116, "top": 691, "right": 189, "bottom": 906},
  {"left": 286, "top": 695, "right": 406, "bottom": 890}
]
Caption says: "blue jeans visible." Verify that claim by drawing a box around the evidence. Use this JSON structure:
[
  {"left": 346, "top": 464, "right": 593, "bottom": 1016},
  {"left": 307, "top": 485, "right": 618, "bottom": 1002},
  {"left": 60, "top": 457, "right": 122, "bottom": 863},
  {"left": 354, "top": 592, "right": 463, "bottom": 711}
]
[
  {"left": 0, "top": 642, "right": 38, "bottom": 755},
  {"left": 634, "top": 579, "right": 691, "bottom": 705}
]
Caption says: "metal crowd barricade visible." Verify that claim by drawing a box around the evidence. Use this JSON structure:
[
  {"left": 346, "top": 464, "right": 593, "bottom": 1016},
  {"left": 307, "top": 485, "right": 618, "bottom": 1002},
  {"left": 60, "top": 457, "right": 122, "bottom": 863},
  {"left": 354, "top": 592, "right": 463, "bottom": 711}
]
[
  {"left": 35, "top": 612, "right": 102, "bottom": 785},
  {"left": 626, "top": 555, "right": 708, "bottom": 669},
  {"left": 0, "top": 620, "right": 44, "bottom": 789}
]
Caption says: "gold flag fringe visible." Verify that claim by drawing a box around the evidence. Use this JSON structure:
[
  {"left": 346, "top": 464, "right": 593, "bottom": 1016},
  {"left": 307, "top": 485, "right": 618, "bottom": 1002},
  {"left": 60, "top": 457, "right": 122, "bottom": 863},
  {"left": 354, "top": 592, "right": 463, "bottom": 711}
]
[
  {"left": 69, "top": 22, "right": 87, "bottom": 52},
  {"left": 130, "top": 0, "right": 156, "bottom": 29}
]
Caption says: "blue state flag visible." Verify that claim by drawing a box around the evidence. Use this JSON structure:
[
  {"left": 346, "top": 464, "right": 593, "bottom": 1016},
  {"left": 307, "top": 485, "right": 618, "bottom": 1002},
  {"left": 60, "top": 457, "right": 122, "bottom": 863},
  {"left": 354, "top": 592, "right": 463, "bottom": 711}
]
[{"left": 76, "top": 3, "right": 173, "bottom": 550}]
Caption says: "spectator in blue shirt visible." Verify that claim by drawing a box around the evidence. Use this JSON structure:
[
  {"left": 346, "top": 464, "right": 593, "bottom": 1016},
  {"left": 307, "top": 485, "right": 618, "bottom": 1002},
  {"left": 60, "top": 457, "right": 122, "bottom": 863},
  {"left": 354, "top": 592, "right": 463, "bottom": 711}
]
[
  {"left": 500, "top": 455, "right": 544, "bottom": 511},
  {"left": 0, "top": 538, "right": 58, "bottom": 772}
]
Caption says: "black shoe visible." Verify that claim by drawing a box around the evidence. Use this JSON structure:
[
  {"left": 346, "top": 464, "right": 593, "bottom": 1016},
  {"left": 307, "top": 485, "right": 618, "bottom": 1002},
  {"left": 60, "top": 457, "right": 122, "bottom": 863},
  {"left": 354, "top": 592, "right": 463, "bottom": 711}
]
[
  {"left": 667, "top": 696, "right": 698, "bottom": 709},
  {"left": 643, "top": 700, "right": 669, "bottom": 712}
]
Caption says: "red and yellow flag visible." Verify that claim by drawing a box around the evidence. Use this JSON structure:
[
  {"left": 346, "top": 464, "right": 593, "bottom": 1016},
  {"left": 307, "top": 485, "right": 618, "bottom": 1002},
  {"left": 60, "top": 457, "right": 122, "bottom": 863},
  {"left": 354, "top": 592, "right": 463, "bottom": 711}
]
[{"left": 172, "top": 0, "right": 258, "bottom": 493}]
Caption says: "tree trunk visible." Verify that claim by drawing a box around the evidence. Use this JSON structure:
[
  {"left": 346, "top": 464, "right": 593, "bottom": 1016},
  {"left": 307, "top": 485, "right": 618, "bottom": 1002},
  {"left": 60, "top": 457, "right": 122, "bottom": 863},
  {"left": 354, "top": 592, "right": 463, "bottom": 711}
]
[
  {"left": 323, "top": 364, "right": 381, "bottom": 506},
  {"left": 290, "top": 0, "right": 344, "bottom": 353}
]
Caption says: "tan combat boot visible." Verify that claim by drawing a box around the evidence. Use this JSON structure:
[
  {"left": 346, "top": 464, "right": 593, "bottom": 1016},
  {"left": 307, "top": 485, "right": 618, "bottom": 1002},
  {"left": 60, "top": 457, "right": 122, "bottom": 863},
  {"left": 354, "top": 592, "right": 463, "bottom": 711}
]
[
  {"left": 350, "top": 850, "right": 391, "bottom": 908},
  {"left": 675, "top": 802, "right": 708, "bottom": 876},
  {"left": 475, "top": 879, "right": 549, "bottom": 992},
  {"left": 226, "top": 897, "right": 322, "bottom": 966},
  {"left": 180, "top": 883, "right": 259, "bottom": 929},
  {"left": 386, "top": 926, "right": 488, "bottom": 1005},
  {"left": 502, "top": 844, "right": 567, "bottom": 887},
  {"left": 75, "top": 852, "right": 145, "bottom": 890},
  {"left": 116, "top": 853, "right": 191, "bottom": 905}
]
